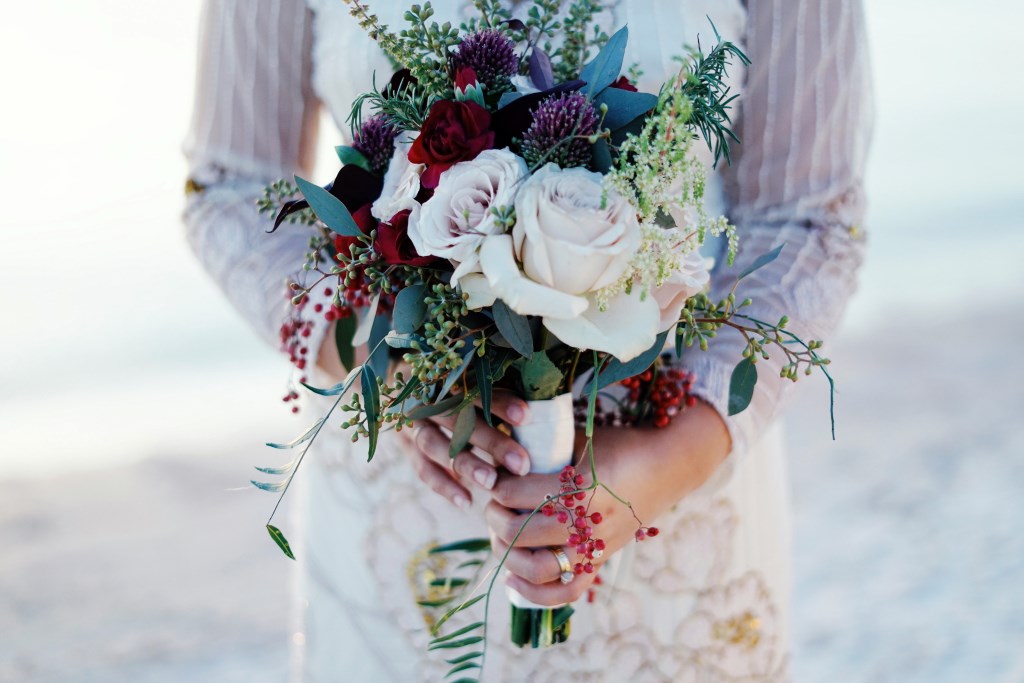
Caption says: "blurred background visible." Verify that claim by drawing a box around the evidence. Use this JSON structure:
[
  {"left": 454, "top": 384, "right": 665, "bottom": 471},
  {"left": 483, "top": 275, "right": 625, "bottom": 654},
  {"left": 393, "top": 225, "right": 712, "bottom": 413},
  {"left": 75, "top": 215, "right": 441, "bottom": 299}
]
[{"left": 1, "top": 0, "right": 1021, "bottom": 681}]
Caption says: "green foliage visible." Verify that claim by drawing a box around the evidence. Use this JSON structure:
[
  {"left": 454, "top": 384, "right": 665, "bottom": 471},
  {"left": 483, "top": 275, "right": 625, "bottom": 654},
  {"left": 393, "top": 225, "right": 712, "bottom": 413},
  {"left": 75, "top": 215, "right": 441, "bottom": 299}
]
[
  {"left": 675, "top": 21, "right": 751, "bottom": 167},
  {"left": 579, "top": 25, "right": 628, "bottom": 97},
  {"left": 266, "top": 524, "right": 295, "bottom": 560},
  {"left": 492, "top": 300, "right": 533, "bottom": 357},
  {"left": 348, "top": 75, "right": 431, "bottom": 134},
  {"left": 728, "top": 356, "right": 757, "bottom": 415},
  {"left": 547, "top": 0, "right": 610, "bottom": 82},
  {"left": 294, "top": 176, "right": 363, "bottom": 238},
  {"left": 257, "top": 179, "right": 316, "bottom": 226},
  {"left": 518, "top": 351, "right": 563, "bottom": 401}
]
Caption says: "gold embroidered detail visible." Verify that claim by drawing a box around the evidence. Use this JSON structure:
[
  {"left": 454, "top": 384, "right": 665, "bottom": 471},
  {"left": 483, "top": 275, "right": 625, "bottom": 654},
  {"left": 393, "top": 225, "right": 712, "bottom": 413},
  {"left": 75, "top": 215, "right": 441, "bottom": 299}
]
[
  {"left": 406, "top": 542, "right": 453, "bottom": 629},
  {"left": 712, "top": 610, "right": 763, "bottom": 650},
  {"left": 184, "top": 178, "right": 206, "bottom": 196}
]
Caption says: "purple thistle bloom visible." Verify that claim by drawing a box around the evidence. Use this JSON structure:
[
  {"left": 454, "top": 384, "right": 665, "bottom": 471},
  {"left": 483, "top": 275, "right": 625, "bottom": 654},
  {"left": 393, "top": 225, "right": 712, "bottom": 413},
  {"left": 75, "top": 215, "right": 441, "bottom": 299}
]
[
  {"left": 451, "top": 29, "right": 518, "bottom": 96},
  {"left": 520, "top": 92, "right": 600, "bottom": 169},
  {"left": 353, "top": 115, "right": 398, "bottom": 176}
]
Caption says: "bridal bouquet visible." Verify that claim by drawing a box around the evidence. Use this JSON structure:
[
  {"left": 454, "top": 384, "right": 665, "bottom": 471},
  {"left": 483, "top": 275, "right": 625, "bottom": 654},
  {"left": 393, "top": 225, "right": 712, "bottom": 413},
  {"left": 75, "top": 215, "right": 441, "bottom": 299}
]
[{"left": 256, "top": 0, "right": 833, "bottom": 675}]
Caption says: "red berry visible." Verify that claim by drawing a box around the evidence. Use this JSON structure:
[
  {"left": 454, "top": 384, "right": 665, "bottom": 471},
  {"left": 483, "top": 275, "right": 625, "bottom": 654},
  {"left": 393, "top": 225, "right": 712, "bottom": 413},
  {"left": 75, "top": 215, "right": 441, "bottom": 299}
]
[
  {"left": 594, "top": 539, "right": 606, "bottom": 551},
  {"left": 568, "top": 533, "right": 581, "bottom": 545},
  {"left": 590, "top": 512, "right": 603, "bottom": 525},
  {"left": 647, "top": 526, "right": 660, "bottom": 537},
  {"left": 573, "top": 563, "right": 584, "bottom": 575},
  {"left": 583, "top": 562, "right": 594, "bottom": 574},
  {"left": 291, "top": 406, "right": 299, "bottom": 414},
  {"left": 574, "top": 491, "right": 587, "bottom": 501},
  {"left": 556, "top": 511, "right": 569, "bottom": 524},
  {"left": 575, "top": 506, "right": 587, "bottom": 517},
  {"left": 685, "top": 395, "right": 697, "bottom": 408},
  {"left": 542, "top": 504, "right": 555, "bottom": 517},
  {"left": 577, "top": 543, "right": 588, "bottom": 555},
  {"left": 574, "top": 517, "right": 587, "bottom": 529},
  {"left": 573, "top": 474, "right": 585, "bottom": 487},
  {"left": 635, "top": 529, "right": 647, "bottom": 541}
]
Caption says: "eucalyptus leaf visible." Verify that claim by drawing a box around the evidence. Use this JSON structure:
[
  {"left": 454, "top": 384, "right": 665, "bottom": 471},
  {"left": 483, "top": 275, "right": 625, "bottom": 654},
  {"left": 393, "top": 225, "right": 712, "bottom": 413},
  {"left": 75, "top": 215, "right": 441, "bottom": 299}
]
[
  {"left": 446, "top": 661, "right": 482, "bottom": 675},
  {"left": 498, "top": 91, "right": 524, "bottom": 108},
  {"left": 728, "top": 357, "right": 758, "bottom": 415},
  {"left": 591, "top": 138, "right": 612, "bottom": 173},
  {"left": 583, "top": 331, "right": 668, "bottom": 393},
  {"left": 449, "top": 404, "right": 477, "bottom": 459},
  {"left": 520, "top": 351, "right": 563, "bottom": 401},
  {"left": 334, "top": 313, "right": 357, "bottom": 372},
  {"left": 427, "top": 636, "right": 484, "bottom": 651},
  {"left": 438, "top": 348, "right": 475, "bottom": 400},
  {"left": 580, "top": 26, "right": 628, "bottom": 97},
  {"left": 492, "top": 300, "right": 533, "bottom": 357},
  {"left": 361, "top": 364, "right": 381, "bottom": 459},
  {"left": 251, "top": 479, "right": 288, "bottom": 493},
  {"left": 384, "top": 332, "right": 426, "bottom": 349},
  {"left": 393, "top": 284, "right": 428, "bottom": 334},
  {"left": 406, "top": 394, "right": 463, "bottom": 421},
  {"left": 445, "top": 651, "right": 483, "bottom": 665},
  {"left": 477, "top": 355, "right": 493, "bottom": 427},
  {"left": 595, "top": 87, "right": 658, "bottom": 130},
  {"left": 738, "top": 243, "right": 786, "bottom": 281},
  {"left": 528, "top": 48, "right": 554, "bottom": 90},
  {"left": 429, "top": 538, "right": 491, "bottom": 554},
  {"left": 294, "top": 175, "right": 362, "bottom": 237},
  {"left": 265, "top": 417, "right": 326, "bottom": 449},
  {"left": 431, "top": 622, "right": 485, "bottom": 645},
  {"left": 334, "top": 145, "right": 371, "bottom": 173},
  {"left": 266, "top": 524, "right": 295, "bottom": 560},
  {"left": 367, "top": 313, "right": 392, "bottom": 380}
]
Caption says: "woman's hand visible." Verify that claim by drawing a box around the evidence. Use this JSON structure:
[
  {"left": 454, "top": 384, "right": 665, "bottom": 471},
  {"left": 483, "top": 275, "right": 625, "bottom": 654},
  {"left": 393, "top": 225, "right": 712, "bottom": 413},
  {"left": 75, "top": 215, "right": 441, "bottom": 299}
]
[
  {"left": 486, "top": 401, "right": 731, "bottom": 606},
  {"left": 395, "top": 391, "right": 534, "bottom": 510}
]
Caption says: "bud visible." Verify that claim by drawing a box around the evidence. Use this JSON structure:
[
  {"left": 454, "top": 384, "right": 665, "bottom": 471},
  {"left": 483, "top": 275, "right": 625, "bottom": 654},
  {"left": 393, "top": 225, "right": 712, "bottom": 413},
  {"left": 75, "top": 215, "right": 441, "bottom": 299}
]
[{"left": 453, "top": 66, "right": 486, "bottom": 107}]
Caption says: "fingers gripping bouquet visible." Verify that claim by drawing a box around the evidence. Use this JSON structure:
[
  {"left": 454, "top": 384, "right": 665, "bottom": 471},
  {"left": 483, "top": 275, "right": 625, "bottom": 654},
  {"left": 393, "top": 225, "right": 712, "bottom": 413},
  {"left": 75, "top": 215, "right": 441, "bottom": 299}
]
[{"left": 255, "top": 0, "right": 835, "bottom": 674}]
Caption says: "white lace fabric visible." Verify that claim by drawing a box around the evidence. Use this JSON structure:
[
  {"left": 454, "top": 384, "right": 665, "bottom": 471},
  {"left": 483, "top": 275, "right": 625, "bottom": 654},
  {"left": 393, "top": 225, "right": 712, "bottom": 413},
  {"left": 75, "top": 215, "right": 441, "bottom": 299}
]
[{"left": 182, "top": 0, "right": 872, "bottom": 462}]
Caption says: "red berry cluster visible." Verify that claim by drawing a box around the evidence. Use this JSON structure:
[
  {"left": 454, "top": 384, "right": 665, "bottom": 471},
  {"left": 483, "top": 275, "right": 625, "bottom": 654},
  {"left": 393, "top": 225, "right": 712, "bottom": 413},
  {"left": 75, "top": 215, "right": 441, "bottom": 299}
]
[
  {"left": 619, "top": 361, "right": 698, "bottom": 428},
  {"left": 541, "top": 465, "right": 606, "bottom": 576},
  {"left": 634, "top": 525, "right": 660, "bottom": 541}
]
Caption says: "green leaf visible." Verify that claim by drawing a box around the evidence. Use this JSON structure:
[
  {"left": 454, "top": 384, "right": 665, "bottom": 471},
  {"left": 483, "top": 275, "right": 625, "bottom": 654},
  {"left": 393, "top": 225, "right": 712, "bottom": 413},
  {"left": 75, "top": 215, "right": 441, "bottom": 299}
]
[
  {"left": 254, "top": 461, "right": 297, "bottom": 476},
  {"left": 728, "top": 357, "right": 758, "bottom": 415},
  {"left": 406, "top": 394, "right": 463, "bottom": 421},
  {"left": 389, "top": 376, "right": 422, "bottom": 408},
  {"left": 429, "top": 537, "right": 491, "bottom": 554},
  {"left": 427, "top": 636, "right": 484, "bottom": 651},
  {"left": 449, "top": 678, "right": 480, "bottom": 683},
  {"left": 294, "top": 175, "right": 362, "bottom": 237},
  {"left": 384, "top": 332, "right": 426, "bottom": 349},
  {"left": 445, "top": 651, "right": 483, "bottom": 665},
  {"left": 594, "top": 87, "right": 658, "bottom": 130},
  {"left": 334, "top": 145, "right": 371, "bottom": 173},
  {"left": 449, "top": 404, "right": 477, "bottom": 459},
  {"left": 300, "top": 369, "right": 359, "bottom": 396},
  {"left": 476, "top": 355, "right": 493, "bottom": 427},
  {"left": 492, "top": 300, "right": 533, "bottom": 357},
  {"left": 334, "top": 313, "right": 357, "bottom": 372},
  {"left": 361, "top": 365, "right": 381, "bottom": 459},
  {"left": 434, "top": 594, "right": 486, "bottom": 632},
  {"left": 520, "top": 351, "right": 563, "bottom": 401},
  {"left": 580, "top": 25, "right": 628, "bottom": 97},
  {"left": 393, "top": 284, "right": 428, "bottom": 334},
  {"left": 738, "top": 243, "right": 786, "bottom": 281},
  {"left": 438, "top": 348, "right": 475, "bottom": 400},
  {"left": 591, "top": 137, "right": 612, "bottom": 173},
  {"left": 367, "top": 313, "right": 392, "bottom": 380},
  {"left": 446, "top": 661, "right": 482, "bottom": 676},
  {"left": 417, "top": 596, "right": 457, "bottom": 608},
  {"left": 251, "top": 479, "right": 287, "bottom": 492},
  {"left": 583, "top": 331, "right": 668, "bottom": 393},
  {"left": 265, "top": 417, "right": 326, "bottom": 449},
  {"left": 430, "top": 577, "right": 470, "bottom": 588},
  {"left": 266, "top": 524, "right": 295, "bottom": 560},
  {"left": 430, "top": 621, "right": 485, "bottom": 645},
  {"left": 551, "top": 604, "right": 575, "bottom": 630}
]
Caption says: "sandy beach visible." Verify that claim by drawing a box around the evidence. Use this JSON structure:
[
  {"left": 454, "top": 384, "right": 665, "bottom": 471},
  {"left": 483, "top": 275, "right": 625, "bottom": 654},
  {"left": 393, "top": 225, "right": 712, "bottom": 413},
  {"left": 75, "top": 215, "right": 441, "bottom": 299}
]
[{"left": 2, "top": 302, "right": 1022, "bottom": 682}]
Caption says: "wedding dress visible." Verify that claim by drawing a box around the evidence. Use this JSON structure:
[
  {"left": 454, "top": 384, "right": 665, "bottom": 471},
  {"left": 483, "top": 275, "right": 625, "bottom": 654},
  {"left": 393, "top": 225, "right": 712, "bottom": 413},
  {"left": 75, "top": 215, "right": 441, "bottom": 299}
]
[{"left": 183, "top": 1, "right": 872, "bottom": 680}]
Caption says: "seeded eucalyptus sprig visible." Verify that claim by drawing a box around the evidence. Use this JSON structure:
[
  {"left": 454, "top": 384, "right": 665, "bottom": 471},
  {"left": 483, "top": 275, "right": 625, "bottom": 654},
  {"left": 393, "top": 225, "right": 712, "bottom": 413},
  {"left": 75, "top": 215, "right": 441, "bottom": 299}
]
[
  {"left": 257, "top": 179, "right": 317, "bottom": 226},
  {"left": 547, "top": 0, "right": 609, "bottom": 82}
]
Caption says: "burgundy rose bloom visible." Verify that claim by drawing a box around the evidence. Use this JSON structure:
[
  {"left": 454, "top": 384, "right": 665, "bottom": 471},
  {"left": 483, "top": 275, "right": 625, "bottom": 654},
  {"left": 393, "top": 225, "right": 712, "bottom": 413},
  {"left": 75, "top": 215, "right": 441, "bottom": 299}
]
[
  {"left": 374, "top": 209, "right": 437, "bottom": 267},
  {"left": 333, "top": 203, "right": 376, "bottom": 262},
  {"left": 408, "top": 100, "right": 495, "bottom": 189},
  {"left": 609, "top": 75, "right": 639, "bottom": 92}
]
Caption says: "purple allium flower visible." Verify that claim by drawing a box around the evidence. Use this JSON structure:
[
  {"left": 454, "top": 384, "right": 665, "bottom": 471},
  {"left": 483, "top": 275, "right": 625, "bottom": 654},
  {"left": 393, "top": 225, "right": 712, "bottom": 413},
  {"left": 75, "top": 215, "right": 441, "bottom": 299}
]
[
  {"left": 520, "top": 92, "right": 600, "bottom": 169},
  {"left": 353, "top": 115, "right": 398, "bottom": 176},
  {"left": 451, "top": 29, "right": 518, "bottom": 96}
]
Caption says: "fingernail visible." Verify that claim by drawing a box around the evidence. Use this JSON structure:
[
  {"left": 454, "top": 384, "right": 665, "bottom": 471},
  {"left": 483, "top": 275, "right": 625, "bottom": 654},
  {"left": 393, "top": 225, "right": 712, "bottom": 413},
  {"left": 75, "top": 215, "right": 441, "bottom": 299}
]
[
  {"left": 453, "top": 494, "right": 470, "bottom": 510},
  {"left": 507, "top": 402, "right": 529, "bottom": 425},
  {"left": 505, "top": 451, "right": 529, "bottom": 476},
  {"left": 473, "top": 468, "right": 496, "bottom": 490}
]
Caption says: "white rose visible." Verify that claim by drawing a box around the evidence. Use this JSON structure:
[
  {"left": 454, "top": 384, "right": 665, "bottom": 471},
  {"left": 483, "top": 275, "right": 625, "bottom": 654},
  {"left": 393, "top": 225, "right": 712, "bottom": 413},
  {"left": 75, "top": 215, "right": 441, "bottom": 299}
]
[
  {"left": 371, "top": 132, "right": 424, "bottom": 222},
  {"left": 476, "top": 164, "right": 661, "bottom": 361},
  {"left": 412, "top": 149, "right": 528, "bottom": 283},
  {"left": 651, "top": 231, "right": 712, "bottom": 332},
  {"left": 513, "top": 163, "right": 641, "bottom": 295}
]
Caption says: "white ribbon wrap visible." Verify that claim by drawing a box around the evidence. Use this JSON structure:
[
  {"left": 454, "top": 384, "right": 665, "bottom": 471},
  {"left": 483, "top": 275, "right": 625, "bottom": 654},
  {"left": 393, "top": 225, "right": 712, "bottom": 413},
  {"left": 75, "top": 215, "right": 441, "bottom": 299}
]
[{"left": 505, "top": 392, "right": 576, "bottom": 609}]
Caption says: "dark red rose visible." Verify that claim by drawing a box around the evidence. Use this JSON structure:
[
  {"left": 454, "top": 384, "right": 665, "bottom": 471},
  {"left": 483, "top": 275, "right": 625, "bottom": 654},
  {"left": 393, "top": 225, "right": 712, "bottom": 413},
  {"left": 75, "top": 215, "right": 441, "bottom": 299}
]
[
  {"left": 374, "top": 209, "right": 437, "bottom": 267},
  {"left": 333, "top": 203, "right": 376, "bottom": 262},
  {"left": 609, "top": 75, "right": 639, "bottom": 92},
  {"left": 408, "top": 100, "right": 495, "bottom": 189}
]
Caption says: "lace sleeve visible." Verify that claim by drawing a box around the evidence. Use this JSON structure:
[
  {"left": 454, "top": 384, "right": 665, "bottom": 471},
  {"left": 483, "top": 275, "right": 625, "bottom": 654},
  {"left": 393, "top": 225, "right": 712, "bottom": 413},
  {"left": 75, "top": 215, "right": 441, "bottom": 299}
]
[
  {"left": 182, "top": 0, "right": 328, "bottom": 355},
  {"left": 683, "top": 0, "right": 873, "bottom": 457}
]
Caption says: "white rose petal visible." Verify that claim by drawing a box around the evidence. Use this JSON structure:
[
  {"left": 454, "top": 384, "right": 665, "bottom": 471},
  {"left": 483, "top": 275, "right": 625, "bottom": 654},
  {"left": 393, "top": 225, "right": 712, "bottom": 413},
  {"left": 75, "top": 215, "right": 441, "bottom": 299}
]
[
  {"left": 478, "top": 235, "right": 588, "bottom": 320},
  {"left": 512, "top": 163, "right": 641, "bottom": 296},
  {"left": 412, "top": 149, "right": 528, "bottom": 281},
  {"left": 371, "top": 132, "right": 424, "bottom": 222},
  {"left": 543, "top": 290, "right": 661, "bottom": 362},
  {"left": 459, "top": 273, "right": 497, "bottom": 310}
]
